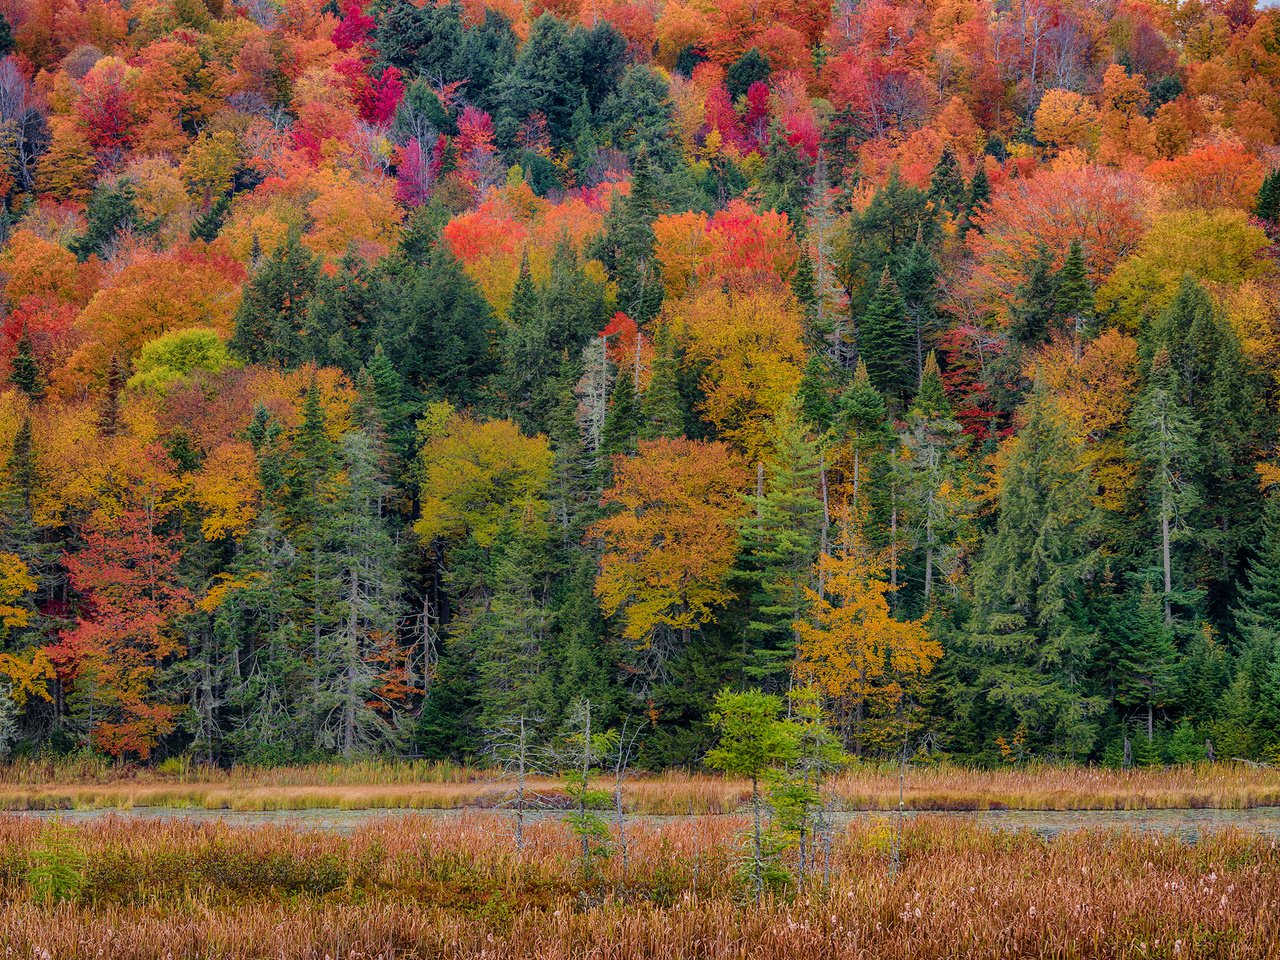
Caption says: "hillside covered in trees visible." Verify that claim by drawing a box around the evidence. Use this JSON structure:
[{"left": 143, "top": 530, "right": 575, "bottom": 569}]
[{"left": 2, "top": 0, "right": 1280, "bottom": 768}]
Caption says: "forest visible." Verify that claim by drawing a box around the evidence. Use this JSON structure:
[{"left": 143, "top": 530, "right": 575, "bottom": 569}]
[{"left": 1, "top": 0, "right": 1280, "bottom": 772}]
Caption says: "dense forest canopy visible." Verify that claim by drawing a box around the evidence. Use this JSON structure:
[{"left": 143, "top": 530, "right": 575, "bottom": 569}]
[{"left": 1, "top": 0, "right": 1280, "bottom": 768}]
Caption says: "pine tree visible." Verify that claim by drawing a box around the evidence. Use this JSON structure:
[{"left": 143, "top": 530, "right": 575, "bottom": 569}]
[
  {"left": 1130, "top": 348, "right": 1202, "bottom": 625},
  {"left": 927, "top": 147, "right": 965, "bottom": 214},
  {"left": 313, "top": 429, "right": 407, "bottom": 757},
  {"left": 835, "top": 360, "right": 891, "bottom": 508},
  {"left": 725, "top": 48, "right": 770, "bottom": 100},
  {"left": 1256, "top": 168, "right": 1280, "bottom": 224},
  {"left": 1008, "top": 243, "right": 1060, "bottom": 347},
  {"left": 639, "top": 323, "right": 685, "bottom": 439},
  {"left": 896, "top": 234, "right": 940, "bottom": 380},
  {"left": 600, "top": 367, "right": 641, "bottom": 458},
  {"left": 1114, "top": 580, "right": 1180, "bottom": 743},
  {"left": 599, "top": 152, "right": 664, "bottom": 323},
  {"left": 857, "top": 268, "right": 915, "bottom": 406},
  {"left": 231, "top": 234, "right": 320, "bottom": 366},
  {"left": 959, "top": 164, "right": 990, "bottom": 233},
  {"left": 7, "top": 330, "right": 44, "bottom": 401},
  {"left": 759, "top": 126, "right": 811, "bottom": 231},
  {"left": 902, "top": 353, "right": 966, "bottom": 605},
  {"left": 1054, "top": 240, "right": 1094, "bottom": 352},
  {"left": 738, "top": 403, "right": 825, "bottom": 684},
  {"left": 965, "top": 391, "right": 1102, "bottom": 759}
]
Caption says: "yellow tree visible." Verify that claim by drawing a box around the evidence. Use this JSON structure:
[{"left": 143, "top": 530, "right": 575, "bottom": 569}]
[
  {"left": 794, "top": 508, "right": 940, "bottom": 750},
  {"left": 590, "top": 438, "right": 748, "bottom": 654},
  {"left": 667, "top": 287, "right": 807, "bottom": 461}
]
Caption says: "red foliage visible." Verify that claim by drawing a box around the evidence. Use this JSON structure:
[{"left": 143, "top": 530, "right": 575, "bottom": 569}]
[
  {"left": 332, "top": 0, "right": 376, "bottom": 51},
  {"left": 49, "top": 458, "right": 193, "bottom": 759},
  {"left": 395, "top": 133, "right": 446, "bottom": 207}
]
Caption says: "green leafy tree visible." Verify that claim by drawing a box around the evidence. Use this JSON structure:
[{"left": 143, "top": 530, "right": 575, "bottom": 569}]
[{"left": 705, "top": 688, "right": 800, "bottom": 900}]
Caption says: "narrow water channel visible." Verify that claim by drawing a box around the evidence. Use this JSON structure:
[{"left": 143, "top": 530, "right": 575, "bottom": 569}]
[{"left": 9, "top": 805, "right": 1280, "bottom": 842}]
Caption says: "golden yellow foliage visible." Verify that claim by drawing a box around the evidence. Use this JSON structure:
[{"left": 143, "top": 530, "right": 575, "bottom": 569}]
[{"left": 795, "top": 509, "right": 940, "bottom": 713}]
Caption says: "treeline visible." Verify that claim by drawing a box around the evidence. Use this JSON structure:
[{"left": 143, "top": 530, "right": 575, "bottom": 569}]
[{"left": 2, "top": 0, "right": 1280, "bottom": 767}]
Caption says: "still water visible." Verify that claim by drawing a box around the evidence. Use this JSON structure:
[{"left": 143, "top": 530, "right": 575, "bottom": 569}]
[{"left": 10, "top": 805, "right": 1280, "bottom": 842}]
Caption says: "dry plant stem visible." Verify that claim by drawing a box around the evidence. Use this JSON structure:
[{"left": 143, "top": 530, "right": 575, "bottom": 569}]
[
  {"left": 0, "top": 813, "right": 1274, "bottom": 959},
  {"left": 2, "top": 761, "right": 1280, "bottom": 813}
]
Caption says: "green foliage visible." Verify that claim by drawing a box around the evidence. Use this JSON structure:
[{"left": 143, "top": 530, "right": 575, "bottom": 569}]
[
  {"left": 127, "top": 328, "right": 235, "bottom": 392},
  {"left": 26, "top": 823, "right": 87, "bottom": 905}
]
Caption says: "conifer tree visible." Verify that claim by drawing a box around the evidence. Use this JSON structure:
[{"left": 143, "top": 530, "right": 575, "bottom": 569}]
[
  {"left": 639, "top": 323, "right": 685, "bottom": 439},
  {"left": 858, "top": 268, "right": 914, "bottom": 405},
  {"left": 1256, "top": 168, "right": 1280, "bottom": 223},
  {"left": 836, "top": 360, "right": 891, "bottom": 508},
  {"left": 7, "top": 330, "right": 44, "bottom": 401},
  {"left": 927, "top": 147, "right": 965, "bottom": 214},
  {"left": 231, "top": 234, "right": 320, "bottom": 366},
  {"left": 965, "top": 391, "right": 1102, "bottom": 759},
  {"left": 896, "top": 235, "right": 940, "bottom": 379},
  {"left": 600, "top": 368, "right": 641, "bottom": 459},
  {"left": 959, "top": 164, "right": 990, "bottom": 232},
  {"left": 1114, "top": 580, "right": 1179, "bottom": 743},
  {"left": 738, "top": 402, "right": 825, "bottom": 683},
  {"left": 1008, "top": 243, "right": 1060, "bottom": 347},
  {"left": 1130, "top": 348, "right": 1202, "bottom": 625},
  {"left": 1054, "top": 240, "right": 1094, "bottom": 350},
  {"left": 902, "top": 353, "right": 966, "bottom": 604},
  {"left": 600, "top": 153, "right": 663, "bottom": 323}
]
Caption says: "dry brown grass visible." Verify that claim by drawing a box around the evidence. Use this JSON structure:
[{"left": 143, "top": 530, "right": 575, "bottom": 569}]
[
  {"left": 2, "top": 759, "right": 1280, "bottom": 813},
  {"left": 0, "top": 812, "right": 1275, "bottom": 958}
]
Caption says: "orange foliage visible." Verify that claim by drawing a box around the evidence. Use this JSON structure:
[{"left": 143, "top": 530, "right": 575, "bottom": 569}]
[
  {"left": 1145, "top": 141, "right": 1266, "bottom": 211},
  {"left": 591, "top": 438, "right": 748, "bottom": 648}
]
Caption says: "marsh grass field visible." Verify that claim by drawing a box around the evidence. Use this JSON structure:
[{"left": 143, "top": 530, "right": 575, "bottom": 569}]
[
  {"left": 3, "top": 757, "right": 1280, "bottom": 814},
  {"left": 3, "top": 761, "right": 1280, "bottom": 958},
  {"left": 0, "top": 810, "right": 1278, "bottom": 959}
]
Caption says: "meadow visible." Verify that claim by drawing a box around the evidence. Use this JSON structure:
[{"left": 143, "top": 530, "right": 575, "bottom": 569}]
[
  {"left": 0, "top": 810, "right": 1276, "bottom": 959},
  {"left": 2, "top": 758, "right": 1280, "bottom": 814}
]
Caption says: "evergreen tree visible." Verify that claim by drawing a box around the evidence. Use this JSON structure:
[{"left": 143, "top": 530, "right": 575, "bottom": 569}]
[
  {"left": 835, "top": 360, "right": 891, "bottom": 508},
  {"left": 858, "top": 268, "right": 915, "bottom": 405},
  {"left": 8, "top": 330, "right": 44, "bottom": 401},
  {"left": 725, "top": 48, "right": 770, "bottom": 100},
  {"left": 378, "top": 246, "right": 497, "bottom": 407},
  {"left": 1130, "top": 348, "right": 1202, "bottom": 625},
  {"left": 1008, "top": 243, "right": 1060, "bottom": 347},
  {"left": 960, "top": 164, "right": 990, "bottom": 233},
  {"left": 598, "top": 153, "right": 664, "bottom": 322},
  {"left": 600, "top": 367, "right": 641, "bottom": 459},
  {"left": 302, "top": 250, "right": 378, "bottom": 373},
  {"left": 231, "top": 234, "right": 320, "bottom": 366},
  {"left": 497, "top": 13, "right": 588, "bottom": 144},
  {"left": 314, "top": 429, "right": 407, "bottom": 757},
  {"left": 738, "top": 403, "right": 825, "bottom": 684},
  {"left": 896, "top": 234, "right": 940, "bottom": 380},
  {"left": 1054, "top": 240, "right": 1094, "bottom": 350},
  {"left": 1256, "top": 168, "right": 1280, "bottom": 224},
  {"left": 963, "top": 391, "right": 1102, "bottom": 759},
  {"left": 1113, "top": 580, "right": 1180, "bottom": 743},
  {"left": 927, "top": 147, "right": 965, "bottom": 214},
  {"left": 758, "top": 126, "right": 811, "bottom": 230},
  {"left": 639, "top": 323, "right": 685, "bottom": 439},
  {"left": 902, "top": 353, "right": 966, "bottom": 606}
]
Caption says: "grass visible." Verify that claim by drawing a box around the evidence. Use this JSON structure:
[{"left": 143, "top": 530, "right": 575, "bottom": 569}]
[
  {"left": 0, "top": 812, "right": 1275, "bottom": 958},
  {"left": 1, "top": 759, "right": 1279, "bottom": 813}
]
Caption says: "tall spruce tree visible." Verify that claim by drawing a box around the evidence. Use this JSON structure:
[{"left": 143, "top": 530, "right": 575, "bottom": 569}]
[
  {"left": 232, "top": 234, "right": 320, "bottom": 366},
  {"left": 963, "top": 391, "right": 1102, "bottom": 759},
  {"left": 858, "top": 268, "right": 915, "bottom": 405},
  {"left": 738, "top": 403, "right": 825, "bottom": 684}
]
